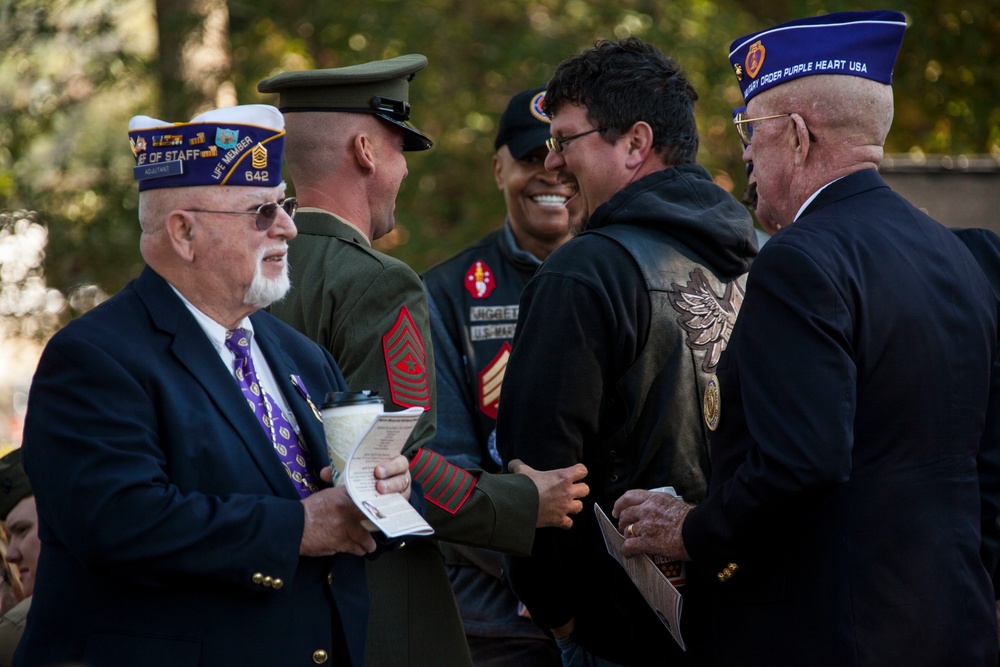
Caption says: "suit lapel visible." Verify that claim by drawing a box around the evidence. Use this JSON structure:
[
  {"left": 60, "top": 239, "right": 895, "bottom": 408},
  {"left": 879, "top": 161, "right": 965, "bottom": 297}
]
[
  {"left": 251, "top": 314, "right": 333, "bottom": 472},
  {"left": 134, "top": 267, "right": 300, "bottom": 498}
]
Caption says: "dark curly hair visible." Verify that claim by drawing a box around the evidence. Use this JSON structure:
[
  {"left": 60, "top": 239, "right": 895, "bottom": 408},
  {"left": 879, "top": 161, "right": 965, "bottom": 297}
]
[{"left": 544, "top": 38, "right": 699, "bottom": 165}]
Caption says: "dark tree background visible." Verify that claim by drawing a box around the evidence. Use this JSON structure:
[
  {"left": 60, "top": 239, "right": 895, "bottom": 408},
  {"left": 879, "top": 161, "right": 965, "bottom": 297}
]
[{"left": 2, "top": 0, "right": 999, "bottom": 331}]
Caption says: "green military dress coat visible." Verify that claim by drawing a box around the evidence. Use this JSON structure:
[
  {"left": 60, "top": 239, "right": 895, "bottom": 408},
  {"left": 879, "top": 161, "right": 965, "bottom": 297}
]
[{"left": 271, "top": 209, "right": 539, "bottom": 666}]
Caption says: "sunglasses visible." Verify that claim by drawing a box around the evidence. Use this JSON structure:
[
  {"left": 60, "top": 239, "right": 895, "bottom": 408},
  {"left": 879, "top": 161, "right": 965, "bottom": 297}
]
[{"left": 185, "top": 197, "right": 298, "bottom": 231}]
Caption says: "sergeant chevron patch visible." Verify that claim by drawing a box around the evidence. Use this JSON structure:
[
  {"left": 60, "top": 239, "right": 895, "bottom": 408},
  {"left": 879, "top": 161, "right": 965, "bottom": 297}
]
[
  {"left": 409, "top": 448, "right": 476, "bottom": 514},
  {"left": 382, "top": 306, "right": 431, "bottom": 410},
  {"left": 478, "top": 341, "right": 511, "bottom": 419}
]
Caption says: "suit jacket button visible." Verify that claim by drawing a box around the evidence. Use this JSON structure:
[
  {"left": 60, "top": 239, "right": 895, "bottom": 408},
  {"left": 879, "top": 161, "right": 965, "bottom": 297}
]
[
  {"left": 272, "top": 578, "right": 283, "bottom": 590},
  {"left": 252, "top": 572, "right": 264, "bottom": 585},
  {"left": 716, "top": 562, "right": 739, "bottom": 582},
  {"left": 312, "top": 649, "right": 329, "bottom": 663},
  {"left": 262, "top": 576, "right": 273, "bottom": 588},
  {"left": 327, "top": 572, "right": 333, "bottom": 585}
]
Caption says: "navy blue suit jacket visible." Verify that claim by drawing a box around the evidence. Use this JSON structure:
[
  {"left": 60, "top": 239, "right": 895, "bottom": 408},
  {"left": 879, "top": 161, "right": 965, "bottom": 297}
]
[
  {"left": 684, "top": 170, "right": 1000, "bottom": 665},
  {"left": 17, "top": 267, "right": 368, "bottom": 667}
]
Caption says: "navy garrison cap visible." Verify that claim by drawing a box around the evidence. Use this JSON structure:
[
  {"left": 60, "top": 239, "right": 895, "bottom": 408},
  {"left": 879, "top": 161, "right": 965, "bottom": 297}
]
[
  {"left": 729, "top": 10, "right": 907, "bottom": 103},
  {"left": 257, "top": 55, "right": 433, "bottom": 151},
  {"left": 128, "top": 105, "right": 286, "bottom": 191},
  {"left": 494, "top": 86, "right": 551, "bottom": 160},
  {"left": 0, "top": 449, "right": 31, "bottom": 521}
]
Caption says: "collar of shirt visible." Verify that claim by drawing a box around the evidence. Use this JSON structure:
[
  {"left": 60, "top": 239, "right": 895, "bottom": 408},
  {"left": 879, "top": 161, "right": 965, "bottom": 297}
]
[
  {"left": 503, "top": 219, "right": 543, "bottom": 268},
  {"left": 794, "top": 174, "right": 848, "bottom": 222},
  {"left": 298, "top": 207, "right": 372, "bottom": 247},
  {"left": 168, "top": 284, "right": 298, "bottom": 430}
]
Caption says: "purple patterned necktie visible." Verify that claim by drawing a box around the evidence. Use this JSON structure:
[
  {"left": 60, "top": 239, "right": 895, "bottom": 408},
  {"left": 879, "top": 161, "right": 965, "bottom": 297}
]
[{"left": 225, "top": 329, "right": 318, "bottom": 498}]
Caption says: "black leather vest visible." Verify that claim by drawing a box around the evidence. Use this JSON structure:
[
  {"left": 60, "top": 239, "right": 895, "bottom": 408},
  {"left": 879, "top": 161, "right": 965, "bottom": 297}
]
[{"left": 587, "top": 224, "right": 747, "bottom": 504}]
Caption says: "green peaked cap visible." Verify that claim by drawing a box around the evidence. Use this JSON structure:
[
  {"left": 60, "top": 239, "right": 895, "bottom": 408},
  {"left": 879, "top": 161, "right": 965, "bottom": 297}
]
[{"left": 258, "top": 54, "right": 432, "bottom": 151}]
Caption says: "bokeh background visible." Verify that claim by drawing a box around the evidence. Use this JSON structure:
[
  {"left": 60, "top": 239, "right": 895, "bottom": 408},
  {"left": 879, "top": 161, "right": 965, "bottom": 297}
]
[{"left": 2, "top": 0, "right": 999, "bottom": 449}]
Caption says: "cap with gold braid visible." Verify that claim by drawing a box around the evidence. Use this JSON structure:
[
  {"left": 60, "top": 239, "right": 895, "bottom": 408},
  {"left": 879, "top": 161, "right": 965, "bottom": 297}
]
[
  {"left": 128, "top": 104, "right": 286, "bottom": 191},
  {"left": 257, "top": 54, "right": 432, "bottom": 152}
]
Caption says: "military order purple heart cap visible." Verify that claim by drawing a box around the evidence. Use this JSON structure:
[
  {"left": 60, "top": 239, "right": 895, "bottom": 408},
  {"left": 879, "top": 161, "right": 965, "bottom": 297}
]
[
  {"left": 128, "top": 104, "right": 286, "bottom": 191},
  {"left": 729, "top": 10, "right": 907, "bottom": 104}
]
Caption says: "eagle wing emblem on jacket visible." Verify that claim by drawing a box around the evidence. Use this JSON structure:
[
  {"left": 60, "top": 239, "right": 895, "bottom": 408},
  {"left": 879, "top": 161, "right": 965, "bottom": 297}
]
[{"left": 667, "top": 268, "right": 744, "bottom": 374}]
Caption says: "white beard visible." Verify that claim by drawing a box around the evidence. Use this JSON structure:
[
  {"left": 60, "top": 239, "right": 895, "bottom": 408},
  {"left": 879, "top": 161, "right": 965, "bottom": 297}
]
[{"left": 243, "top": 244, "right": 291, "bottom": 309}]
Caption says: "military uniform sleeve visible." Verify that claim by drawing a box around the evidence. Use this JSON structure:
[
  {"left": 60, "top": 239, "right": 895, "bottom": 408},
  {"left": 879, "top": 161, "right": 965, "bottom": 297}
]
[
  {"left": 411, "top": 446, "right": 538, "bottom": 554},
  {"left": 325, "top": 261, "right": 437, "bottom": 453},
  {"left": 405, "top": 285, "right": 538, "bottom": 554}
]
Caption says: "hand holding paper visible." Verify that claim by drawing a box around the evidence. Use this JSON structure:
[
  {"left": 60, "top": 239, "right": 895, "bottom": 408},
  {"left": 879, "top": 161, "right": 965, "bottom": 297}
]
[
  {"left": 340, "top": 408, "right": 434, "bottom": 538},
  {"left": 594, "top": 503, "right": 686, "bottom": 650}
]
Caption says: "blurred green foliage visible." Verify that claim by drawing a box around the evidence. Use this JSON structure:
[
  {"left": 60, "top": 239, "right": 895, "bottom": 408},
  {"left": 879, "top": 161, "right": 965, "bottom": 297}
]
[{"left": 2, "top": 0, "right": 998, "bottom": 310}]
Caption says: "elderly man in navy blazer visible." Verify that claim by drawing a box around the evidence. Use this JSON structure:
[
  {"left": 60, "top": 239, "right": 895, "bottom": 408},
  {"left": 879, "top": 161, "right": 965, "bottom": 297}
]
[
  {"left": 15, "top": 105, "right": 413, "bottom": 667},
  {"left": 614, "top": 11, "right": 1000, "bottom": 665}
]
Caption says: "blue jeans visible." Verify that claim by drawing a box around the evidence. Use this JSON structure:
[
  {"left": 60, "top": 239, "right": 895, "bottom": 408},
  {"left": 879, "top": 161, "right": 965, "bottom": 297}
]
[{"left": 556, "top": 636, "right": 630, "bottom": 667}]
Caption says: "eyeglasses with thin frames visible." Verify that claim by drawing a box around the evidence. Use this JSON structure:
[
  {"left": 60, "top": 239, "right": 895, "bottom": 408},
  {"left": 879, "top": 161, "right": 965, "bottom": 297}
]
[
  {"left": 546, "top": 127, "right": 607, "bottom": 154},
  {"left": 185, "top": 197, "right": 298, "bottom": 231},
  {"left": 733, "top": 111, "right": 792, "bottom": 145}
]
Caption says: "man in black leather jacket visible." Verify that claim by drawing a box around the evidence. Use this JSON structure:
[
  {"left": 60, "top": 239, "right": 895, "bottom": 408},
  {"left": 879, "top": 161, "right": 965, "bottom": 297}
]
[{"left": 495, "top": 39, "right": 758, "bottom": 666}]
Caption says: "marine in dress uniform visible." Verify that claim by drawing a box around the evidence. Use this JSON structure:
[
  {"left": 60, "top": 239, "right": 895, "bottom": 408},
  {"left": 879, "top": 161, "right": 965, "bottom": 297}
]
[
  {"left": 260, "top": 60, "right": 558, "bottom": 667},
  {"left": 496, "top": 40, "right": 758, "bottom": 666},
  {"left": 615, "top": 12, "right": 1000, "bottom": 665}
]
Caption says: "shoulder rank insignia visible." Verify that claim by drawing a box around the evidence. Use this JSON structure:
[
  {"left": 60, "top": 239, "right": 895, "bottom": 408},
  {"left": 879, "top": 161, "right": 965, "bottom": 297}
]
[
  {"left": 478, "top": 341, "right": 511, "bottom": 420},
  {"left": 410, "top": 447, "right": 476, "bottom": 514},
  {"left": 382, "top": 305, "right": 431, "bottom": 410},
  {"left": 464, "top": 259, "right": 496, "bottom": 299},
  {"left": 704, "top": 374, "right": 721, "bottom": 431},
  {"left": 668, "top": 268, "right": 744, "bottom": 374}
]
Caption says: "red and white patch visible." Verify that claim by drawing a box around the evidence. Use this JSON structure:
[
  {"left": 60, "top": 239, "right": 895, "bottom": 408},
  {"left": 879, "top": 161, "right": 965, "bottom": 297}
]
[
  {"left": 478, "top": 341, "right": 511, "bottom": 419},
  {"left": 464, "top": 259, "right": 496, "bottom": 299},
  {"left": 382, "top": 306, "right": 430, "bottom": 410}
]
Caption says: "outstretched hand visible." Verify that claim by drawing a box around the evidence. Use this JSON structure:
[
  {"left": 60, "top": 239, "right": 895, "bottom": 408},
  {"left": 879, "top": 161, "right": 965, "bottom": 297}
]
[{"left": 509, "top": 459, "right": 589, "bottom": 529}]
